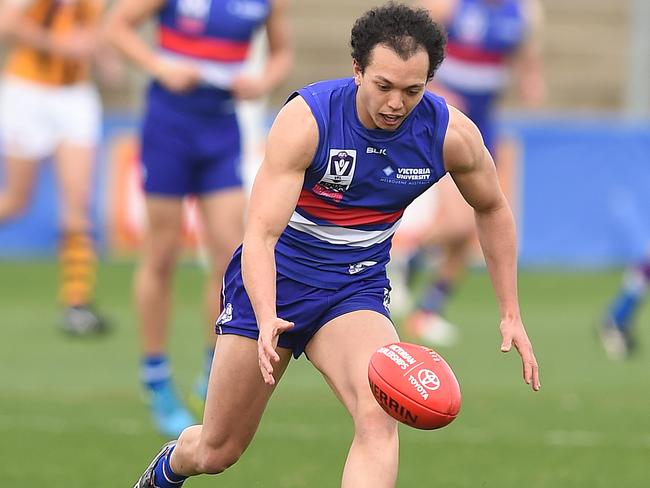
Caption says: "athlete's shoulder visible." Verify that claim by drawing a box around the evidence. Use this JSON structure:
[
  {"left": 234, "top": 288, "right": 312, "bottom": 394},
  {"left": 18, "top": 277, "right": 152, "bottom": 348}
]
[
  {"left": 286, "top": 77, "right": 353, "bottom": 137},
  {"left": 267, "top": 95, "right": 318, "bottom": 171}
]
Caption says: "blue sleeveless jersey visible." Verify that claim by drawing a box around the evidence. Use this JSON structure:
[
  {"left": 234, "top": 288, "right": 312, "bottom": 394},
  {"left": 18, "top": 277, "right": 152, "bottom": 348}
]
[
  {"left": 275, "top": 78, "right": 449, "bottom": 289},
  {"left": 148, "top": 0, "right": 270, "bottom": 114},
  {"left": 437, "top": 0, "right": 527, "bottom": 94}
]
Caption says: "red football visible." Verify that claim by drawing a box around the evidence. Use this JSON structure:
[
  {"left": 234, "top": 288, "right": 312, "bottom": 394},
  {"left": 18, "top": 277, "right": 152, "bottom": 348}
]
[{"left": 368, "top": 342, "right": 461, "bottom": 430}]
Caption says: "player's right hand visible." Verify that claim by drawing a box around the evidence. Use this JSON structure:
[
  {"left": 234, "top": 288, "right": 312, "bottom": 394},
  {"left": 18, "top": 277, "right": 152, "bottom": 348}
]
[
  {"left": 152, "top": 58, "right": 201, "bottom": 93},
  {"left": 257, "top": 317, "right": 294, "bottom": 386}
]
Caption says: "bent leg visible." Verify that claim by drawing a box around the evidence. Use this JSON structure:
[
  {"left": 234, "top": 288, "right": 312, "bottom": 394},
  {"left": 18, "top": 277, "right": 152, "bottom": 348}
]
[
  {"left": 422, "top": 174, "right": 476, "bottom": 249},
  {"left": 417, "top": 175, "right": 476, "bottom": 311},
  {"left": 306, "top": 310, "right": 400, "bottom": 488},
  {"left": 171, "top": 334, "right": 292, "bottom": 475}
]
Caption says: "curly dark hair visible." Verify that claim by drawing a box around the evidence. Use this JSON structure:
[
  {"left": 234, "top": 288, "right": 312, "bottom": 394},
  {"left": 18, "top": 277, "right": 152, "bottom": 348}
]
[{"left": 350, "top": 2, "right": 447, "bottom": 81}]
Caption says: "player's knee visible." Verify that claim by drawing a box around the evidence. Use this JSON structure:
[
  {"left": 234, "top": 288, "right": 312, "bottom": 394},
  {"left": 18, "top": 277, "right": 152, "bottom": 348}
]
[
  {"left": 195, "top": 442, "right": 245, "bottom": 474},
  {"left": 143, "top": 248, "right": 179, "bottom": 277},
  {"left": 61, "top": 212, "right": 90, "bottom": 235},
  {"left": 353, "top": 404, "right": 398, "bottom": 445}
]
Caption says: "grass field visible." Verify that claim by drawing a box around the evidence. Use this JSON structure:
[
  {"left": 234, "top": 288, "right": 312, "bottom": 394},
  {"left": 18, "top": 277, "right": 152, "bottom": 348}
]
[{"left": 1, "top": 261, "right": 649, "bottom": 487}]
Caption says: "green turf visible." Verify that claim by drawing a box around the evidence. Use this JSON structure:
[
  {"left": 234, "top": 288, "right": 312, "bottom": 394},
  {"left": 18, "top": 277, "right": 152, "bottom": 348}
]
[{"left": 1, "top": 261, "right": 648, "bottom": 487}]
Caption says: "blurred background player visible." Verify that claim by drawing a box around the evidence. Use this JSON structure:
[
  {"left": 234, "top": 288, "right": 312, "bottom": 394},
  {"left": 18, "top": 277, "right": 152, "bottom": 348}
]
[
  {"left": 599, "top": 254, "right": 650, "bottom": 360},
  {"left": 0, "top": 0, "right": 110, "bottom": 335},
  {"left": 404, "top": 0, "right": 544, "bottom": 346},
  {"left": 105, "top": 0, "right": 292, "bottom": 438}
]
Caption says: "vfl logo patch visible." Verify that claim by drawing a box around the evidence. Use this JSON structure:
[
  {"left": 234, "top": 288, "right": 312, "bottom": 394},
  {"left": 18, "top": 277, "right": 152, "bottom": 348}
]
[{"left": 314, "top": 149, "right": 357, "bottom": 202}]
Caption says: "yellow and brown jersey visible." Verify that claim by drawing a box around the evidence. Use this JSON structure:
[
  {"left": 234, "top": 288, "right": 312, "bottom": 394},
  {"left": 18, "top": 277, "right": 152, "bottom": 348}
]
[{"left": 4, "top": 0, "right": 102, "bottom": 85}]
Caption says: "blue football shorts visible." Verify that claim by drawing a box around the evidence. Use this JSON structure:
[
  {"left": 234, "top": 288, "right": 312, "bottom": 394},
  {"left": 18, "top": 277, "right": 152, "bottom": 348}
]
[
  {"left": 140, "top": 99, "right": 242, "bottom": 196},
  {"left": 215, "top": 249, "right": 393, "bottom": 358}
]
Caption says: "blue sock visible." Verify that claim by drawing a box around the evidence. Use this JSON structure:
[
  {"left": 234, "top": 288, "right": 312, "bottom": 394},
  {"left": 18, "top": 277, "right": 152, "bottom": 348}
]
[
  {"left": 153, "top": 446, "right": 187, "bottom": 487},
  {"left": 141, "top": 355, "right": 171, "bottom": 392},
  {"left": 609, "top": 263, "right": 650, "bottom": 331},
  {"left": 418, "top": 280, "right": 452, "bottom": 314}
]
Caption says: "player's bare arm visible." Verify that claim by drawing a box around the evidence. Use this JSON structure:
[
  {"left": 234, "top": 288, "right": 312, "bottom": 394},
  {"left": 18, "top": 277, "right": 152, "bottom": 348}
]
[
  {"left": 105, "top": 0, "right": 200, "bottom": 92},
  {"left": 0, "top": 0, "right": 99, "bottom": 59},
  {"left": 242, "top": 95, "right": 318, "bottom": 385},
  {"left": 443, "top": 106, "right": 541, "bottom": 391},
  {"left": 418, "top": 0, "right": 458, "bottom": 24},
  {"left": 512, "top": 0, "right": 545, "bottom": 107},
  {"left": 231, "top": 0, "right": 292, "bottom": 100}
]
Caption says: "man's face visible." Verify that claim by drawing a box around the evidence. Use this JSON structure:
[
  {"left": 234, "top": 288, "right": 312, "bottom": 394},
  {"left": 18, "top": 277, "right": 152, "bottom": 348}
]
[{"left": 354, "top": 44, "right": 429, "bottom": 131}]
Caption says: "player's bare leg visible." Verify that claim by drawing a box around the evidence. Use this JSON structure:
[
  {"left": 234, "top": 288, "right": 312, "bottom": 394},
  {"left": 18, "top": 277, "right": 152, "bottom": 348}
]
[
  {"left": 0, "top": 154, "right": 38, "bottom": 221},
  {"left": 170, "top": 335, "right": 292, "bottom": 474},
  {"left": 306, "top": 310, "right": 400, "bottom": 488},
  {"left": 191, "top": 189, "right": 245, "bottom": 403},
  {"left": 421, "top": 174, "right": 476, "bottom": 248},
  {"left": 198, "top": 189, "right": 245, "bottom": 342},
  {"left": 53, "top": 142, "right": 107, "bottom": 333},
  {"left": 135, "top": 197, "right": 184, "bottom": 355},
  {"left": 134, "top": 196, "right": 194, "bottom": 436},
  {"left": 55, "top": 142, "right": 94, "bottom": 234}
]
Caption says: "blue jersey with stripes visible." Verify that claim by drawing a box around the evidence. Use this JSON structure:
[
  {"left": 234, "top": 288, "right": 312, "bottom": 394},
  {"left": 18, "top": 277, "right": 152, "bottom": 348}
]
[
  {"left": 149, "top": 0, "right": 270, "bottom": 114},
  {"left": 275, "top": 78, "right": 449, "bottom": 289},
  {"left": 437, "top": 0, "right": 527, "bottom": 94}
]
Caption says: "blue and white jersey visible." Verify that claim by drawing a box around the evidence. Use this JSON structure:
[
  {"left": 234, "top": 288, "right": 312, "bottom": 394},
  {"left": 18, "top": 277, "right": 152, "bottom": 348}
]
[
  {"left": 149, "top": 0, "right": 270, "bottom": 114},
  {"left": 437, "top": 0, "right": 527, "bottom": 94},
  {"left": 275, "top": 78, "right": 449, "bottom": 289}
]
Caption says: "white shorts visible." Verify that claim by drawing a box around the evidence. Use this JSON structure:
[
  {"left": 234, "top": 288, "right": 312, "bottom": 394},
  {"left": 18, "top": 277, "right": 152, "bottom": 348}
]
[{"left": 0, "top": 76, "right": 102, "bottom": 160}]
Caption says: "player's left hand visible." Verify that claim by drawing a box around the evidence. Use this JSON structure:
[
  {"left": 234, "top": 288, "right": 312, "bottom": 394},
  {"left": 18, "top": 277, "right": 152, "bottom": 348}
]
[
  {"left": 231, "top": 74, "right": 269, "bottom": 101},
  {"left": 499, "top": 316, "right": 540, "bottom": 391},
  {"left": 257, "top": 317, "right": 294, "bottom": 386}
]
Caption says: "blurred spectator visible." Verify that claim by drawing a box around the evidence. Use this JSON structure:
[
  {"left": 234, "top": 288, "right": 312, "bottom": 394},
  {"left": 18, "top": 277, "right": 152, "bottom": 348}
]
[
  {"left": 599, "top": 257, "right": 649, "bottom": 360},
  {"left": 105, "top": 0, "right": 292, "bottom": 437},
  {"left": 404, "top": 0, "right": 544, "bottom": 346},
  {"left": 0, "top": 0, "right": 112, "bottom": 335}
]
